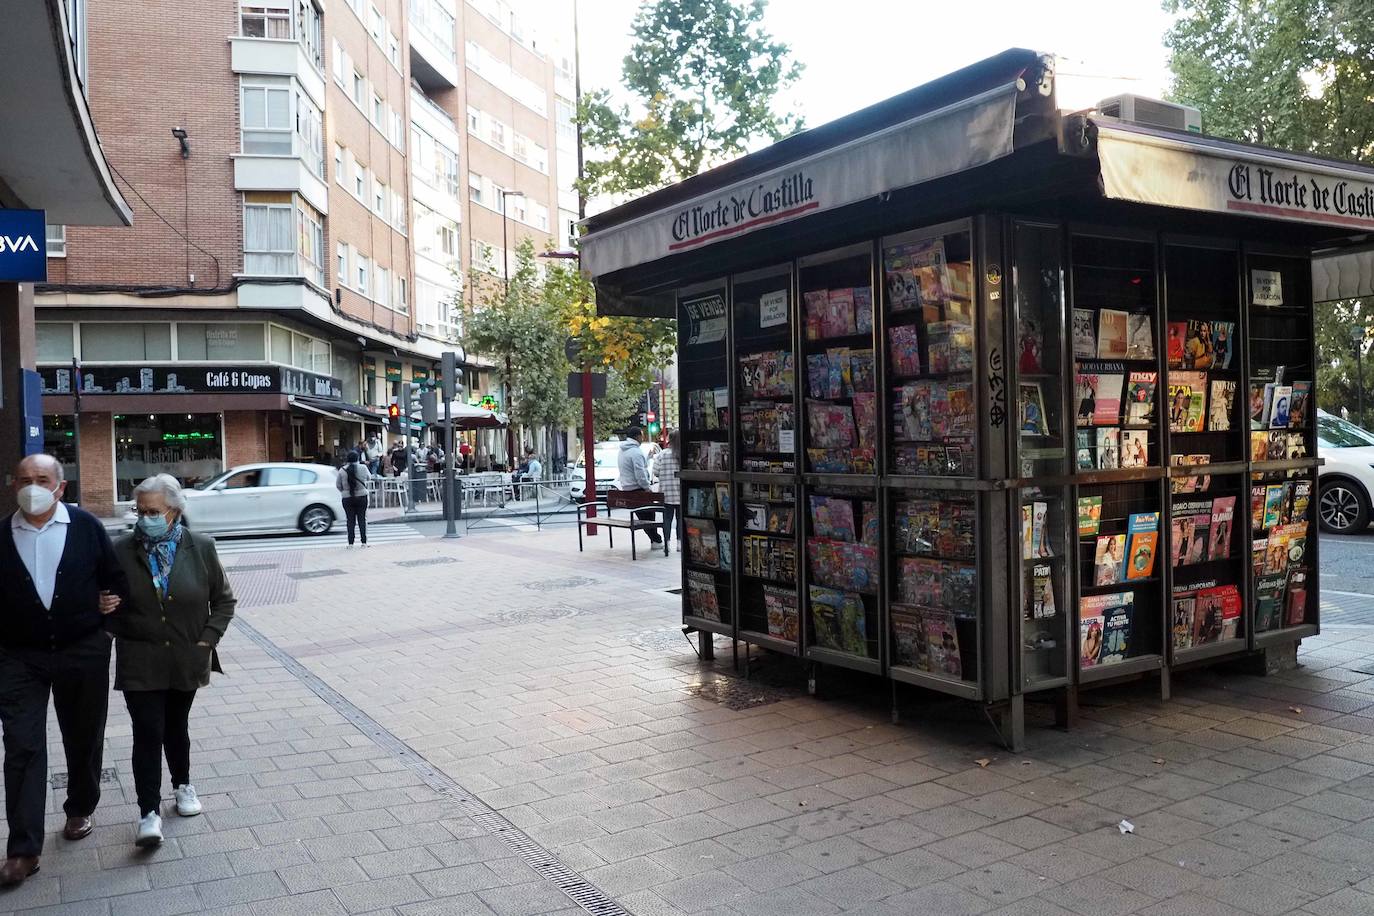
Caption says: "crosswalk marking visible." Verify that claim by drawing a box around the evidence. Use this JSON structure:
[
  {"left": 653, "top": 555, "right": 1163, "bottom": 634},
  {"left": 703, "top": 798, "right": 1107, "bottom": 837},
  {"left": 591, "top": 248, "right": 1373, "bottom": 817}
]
[{"left": 213, "top": 524, "right": 425, "bottom": 556}]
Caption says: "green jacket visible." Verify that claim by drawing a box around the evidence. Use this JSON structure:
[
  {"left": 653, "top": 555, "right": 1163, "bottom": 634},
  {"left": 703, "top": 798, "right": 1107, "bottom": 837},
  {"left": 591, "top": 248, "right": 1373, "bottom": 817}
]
[{"left": 108, "top": 530, "right": 236, "bottom": 692}]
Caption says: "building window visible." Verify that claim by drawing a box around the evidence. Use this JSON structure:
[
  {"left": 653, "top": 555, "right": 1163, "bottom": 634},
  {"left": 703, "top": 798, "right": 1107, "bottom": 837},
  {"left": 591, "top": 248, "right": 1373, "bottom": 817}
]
[
  {"left": 332, "top": 39, "right": 345, "bottom": 83},
  {"left": 45, "top": 225, "right": 66, "bottom": 257},
  {"left": 356, "top": 254, "right": 369, "bottom": 293},
  {"left": 352, "top": 70, "right": 365, "bottom": 107},
  {"left": 333, "top": 143, "right": 343, "bottom": 183},
  {"left": 241, "top": 1, "right": 291, "bottom": 38},
  {"left": 468, "top": 172, "right": 483, "bottom": 205},
  {"left": 297, "top": 89, "right": 324, "bottom": 176},
  {"left": 373, "top": 180, "right": 385, "bottom": 215},
  {"left": 467, "top": 107, "right": 480, "bottom": 132},
  {"left": 533, "top": 202, "right": 549, "bottom": 231},
  {"left": 80, "top": 323, "right": 173, "bottom": 361},
  {"left": 368, "top": 4, "right": 383, "bottom": 40},
  {"left": 391, "top": 110, "right": 405, "bottom": 150},
  {"left": 396, "top": 276, "right": 408, "bottom": 314},
  {"left": 240, "top": 76, "right": 292, "bottom": 155},
  {"left": 512, "top": 134, "right": 527, "bottom": 163},
  {"left": 176, "top": 322, "right": 267, "bottom": 360},
  {"left": 243, "top": 201, "right": 295, "bottom": 275},
  {"left": 354, "top": 160, "right": 366, "bottom": 198},
  {"left": 270, "top": 324, "right": 291, "bottom": 362},
  {"left": 36, "top": 322, "right": 74, "bottom": 362},
  {"left": 298, "top": 0, "right": 323, "bottom": 68},
  {"left": 438, "top": 145, "right": 459, "bottom": 197},
  {"left": 439, "top": 223, "right": 457, "bottom": 258},
  {"left": 488, "top": 119, "right": 505, "bottom": 149},
  {"left": 387, "top": 30, "right": 400, "bottom": 67},
  {"left": 372, "top": 93, "right": 383, "bottom": 126},
  {"left": 376, "top": 266, "right": 391, "bottom": 308},
  {"left": 391, "top": 190, "right": 406, "bottom": 229},
  {"left": 336, "top": 242, "right": 347, "bottom": 282},
  {"left": 296, "top": 200, "right": 325, "bottom": 286}
]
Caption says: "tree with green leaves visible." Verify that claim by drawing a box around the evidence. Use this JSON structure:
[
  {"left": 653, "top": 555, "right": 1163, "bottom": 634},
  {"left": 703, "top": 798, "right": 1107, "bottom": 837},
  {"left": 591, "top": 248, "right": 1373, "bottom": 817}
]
[
  {"left": 1164, "top": 0, "right": 1374, "bottom": 415},
  {"left": 578, "top": 0, "right": 803, "bottom": 197}
]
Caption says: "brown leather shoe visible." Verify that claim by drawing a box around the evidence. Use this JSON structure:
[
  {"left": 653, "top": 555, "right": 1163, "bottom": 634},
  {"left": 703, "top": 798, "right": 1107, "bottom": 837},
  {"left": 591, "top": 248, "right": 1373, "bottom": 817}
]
[
  {"left": 0, "top": 856, "right": 39, "bottom": 887},
  {"left": 63, "top": 816, "right": 93, "bottom": 841}
]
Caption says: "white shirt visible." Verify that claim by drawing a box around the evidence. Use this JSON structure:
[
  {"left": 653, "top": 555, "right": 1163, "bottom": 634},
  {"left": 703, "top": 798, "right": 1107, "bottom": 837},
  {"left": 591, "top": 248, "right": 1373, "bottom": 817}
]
[{"left": 11, "top": 502, "right": 70, "bottom": 610}]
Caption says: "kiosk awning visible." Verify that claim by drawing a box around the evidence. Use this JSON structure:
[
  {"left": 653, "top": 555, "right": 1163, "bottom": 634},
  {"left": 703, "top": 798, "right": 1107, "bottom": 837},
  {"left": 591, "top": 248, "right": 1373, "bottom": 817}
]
[
  {"left": 1093, "top": 118, "right": 1374, "bottom": 237},
  {"left": 580, "top": 81, "right": 1025, "bottom": 279}
]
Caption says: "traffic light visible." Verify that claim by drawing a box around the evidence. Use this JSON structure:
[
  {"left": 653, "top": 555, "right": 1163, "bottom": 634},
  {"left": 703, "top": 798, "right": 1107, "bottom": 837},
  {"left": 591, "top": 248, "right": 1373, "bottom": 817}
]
[{"left": 387, "top": 401, "right": 401, "bottom": 434}]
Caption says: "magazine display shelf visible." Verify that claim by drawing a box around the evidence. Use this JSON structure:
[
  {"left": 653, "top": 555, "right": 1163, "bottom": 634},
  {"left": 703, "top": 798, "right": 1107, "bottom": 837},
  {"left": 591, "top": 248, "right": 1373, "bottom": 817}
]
[{"left": 583, "top": 49, "right": 1364, "bottom": 748}]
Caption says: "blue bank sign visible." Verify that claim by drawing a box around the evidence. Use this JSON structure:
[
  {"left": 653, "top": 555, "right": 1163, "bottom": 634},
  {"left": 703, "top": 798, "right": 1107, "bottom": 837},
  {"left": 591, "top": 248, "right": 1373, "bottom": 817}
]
[{"left": 0, "top": 209, "right": 46, "bottom": 282}]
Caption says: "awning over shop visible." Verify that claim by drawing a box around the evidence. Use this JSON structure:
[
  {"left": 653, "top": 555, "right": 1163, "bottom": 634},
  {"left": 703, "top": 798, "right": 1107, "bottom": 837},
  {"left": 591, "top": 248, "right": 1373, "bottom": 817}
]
[
  {"left": 1313, "top": 245, "right": 1374, "bottom": 302},
  {"left": 410, "top": 401, "right": 510, "bottom": 430},
  {"left": 1092, "top": 118, "right": 1374, "bottom": 236},
  {"left": 290, "top": 395, "right": 382, "bottom": 425}
]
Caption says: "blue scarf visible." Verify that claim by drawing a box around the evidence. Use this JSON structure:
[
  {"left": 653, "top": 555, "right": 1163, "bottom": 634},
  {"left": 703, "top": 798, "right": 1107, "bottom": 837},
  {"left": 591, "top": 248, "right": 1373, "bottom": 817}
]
[{"left": 136, "top": 521, "right": 184, "bottom": 599}]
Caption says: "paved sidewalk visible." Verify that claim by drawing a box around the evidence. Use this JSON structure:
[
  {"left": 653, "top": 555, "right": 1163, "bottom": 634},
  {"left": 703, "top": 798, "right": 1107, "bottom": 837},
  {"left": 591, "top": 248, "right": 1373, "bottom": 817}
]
[{"left": 7, "top": 527, "right": 1374, "bottom": 914}]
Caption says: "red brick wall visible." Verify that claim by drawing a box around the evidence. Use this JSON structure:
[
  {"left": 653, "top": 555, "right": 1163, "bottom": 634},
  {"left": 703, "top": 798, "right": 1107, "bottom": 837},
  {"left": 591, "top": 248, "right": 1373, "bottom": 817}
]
[
  {"left": 224, "top": 410, "right": 269, "bottom": 467},
  {"left": 51, "top": 0, "right": 241, "bottom": 291},
  {"left": 76, "top": 412, "right": 115, "bottom": 517}
]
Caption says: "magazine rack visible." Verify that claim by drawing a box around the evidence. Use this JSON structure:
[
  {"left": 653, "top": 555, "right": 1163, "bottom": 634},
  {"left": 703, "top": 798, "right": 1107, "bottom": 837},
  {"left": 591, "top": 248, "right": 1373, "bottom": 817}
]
[{"left": 581, "top": 49, "right": 1350, "bottom": 748}]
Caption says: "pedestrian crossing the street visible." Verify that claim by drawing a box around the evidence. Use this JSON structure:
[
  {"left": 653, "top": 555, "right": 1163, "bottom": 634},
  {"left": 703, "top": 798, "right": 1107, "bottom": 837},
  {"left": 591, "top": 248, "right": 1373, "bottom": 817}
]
[{"left": 211, "top": 524, "right": 425, "bottom": 556}]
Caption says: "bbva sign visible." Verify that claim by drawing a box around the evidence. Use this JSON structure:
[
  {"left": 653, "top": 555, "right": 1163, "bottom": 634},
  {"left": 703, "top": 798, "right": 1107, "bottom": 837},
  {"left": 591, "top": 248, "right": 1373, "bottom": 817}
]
[{"left": 0, "top": 209, "right": 47, "bottom": 282}]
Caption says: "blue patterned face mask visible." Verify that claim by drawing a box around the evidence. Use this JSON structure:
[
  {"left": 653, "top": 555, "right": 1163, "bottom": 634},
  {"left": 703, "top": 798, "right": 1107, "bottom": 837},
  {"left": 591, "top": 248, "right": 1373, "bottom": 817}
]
[{"left": 136, "top": 515, "right": 170, "bottom": 539}]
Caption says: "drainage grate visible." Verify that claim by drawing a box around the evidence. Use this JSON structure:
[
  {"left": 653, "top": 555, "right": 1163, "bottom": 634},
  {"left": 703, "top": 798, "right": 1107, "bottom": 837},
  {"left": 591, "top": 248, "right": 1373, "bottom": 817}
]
[
  {"left": 394, "top": 556, "right": 460, "bottom": 568},
  {"left": 686, "top": 676, "right": 794, "bottom": 710},
  {"left": 524, "top": 576, "right": 600, "bottom": 592},
  {"left": 484, "top": 606, "right": 579, "bottom": 626},
  {"left": 52, "top": 767, "right": 118, "bottom": 789},
  {"left": 233, "top": 619, "right": 629, "bottom": 916},
  {"left": 286, "top": 569, "right": 346, "bottom": 580}
]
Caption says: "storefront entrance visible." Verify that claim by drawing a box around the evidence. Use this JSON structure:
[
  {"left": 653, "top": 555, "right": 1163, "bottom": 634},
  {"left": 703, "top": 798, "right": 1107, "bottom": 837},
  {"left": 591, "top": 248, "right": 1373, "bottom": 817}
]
[{"left": 113, "top": 413, "right": 224, "bottom": 499}]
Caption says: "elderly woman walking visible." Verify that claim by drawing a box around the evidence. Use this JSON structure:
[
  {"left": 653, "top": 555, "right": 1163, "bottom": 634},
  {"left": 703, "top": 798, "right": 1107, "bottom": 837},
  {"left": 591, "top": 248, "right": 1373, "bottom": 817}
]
[{"left": 109, "top": 475, "right": 235, "bottom": 847}]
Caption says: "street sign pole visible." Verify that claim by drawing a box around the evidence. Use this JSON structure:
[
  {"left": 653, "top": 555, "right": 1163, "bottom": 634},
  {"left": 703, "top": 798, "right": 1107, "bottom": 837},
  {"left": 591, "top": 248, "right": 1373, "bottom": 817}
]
[
  {"left": 402, "top": 382, "right": 414, "bottom": 515},
  {"left": 582, "top": 365, "right": 597, "bottom": 535},
  {"left": 71, "top": 357, "right": 81, "bottom": 504},
  {"left": 442, "top": 350, "right": 461, "bottom": 538}
]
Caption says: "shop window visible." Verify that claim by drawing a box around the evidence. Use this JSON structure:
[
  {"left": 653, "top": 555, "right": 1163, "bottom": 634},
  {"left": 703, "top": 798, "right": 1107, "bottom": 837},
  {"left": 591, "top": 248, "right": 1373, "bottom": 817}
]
[
  {"left": 81, "top": 323, "right": 172, "bottom": 361},
  {"left": 37, "top": 322, "right": 74, "bottom": 362},
  {"left": 113, "top": 413, "right": 223, "bottom": 500},
  {"left": 43, "top": 415, "right": 79, "bottom": 504},
  {"left": 176, "top": 323, "right": 266, "bottom": 361}
]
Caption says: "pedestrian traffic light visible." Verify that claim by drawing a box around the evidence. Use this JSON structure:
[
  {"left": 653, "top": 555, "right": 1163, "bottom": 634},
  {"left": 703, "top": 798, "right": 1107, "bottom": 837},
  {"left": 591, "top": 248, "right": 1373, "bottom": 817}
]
[
  {"left": 387, "top": 401, "right": 401, "bottom": 434},
  {"left": 647, "top": 420, "right": 661, "bottom": 437}
]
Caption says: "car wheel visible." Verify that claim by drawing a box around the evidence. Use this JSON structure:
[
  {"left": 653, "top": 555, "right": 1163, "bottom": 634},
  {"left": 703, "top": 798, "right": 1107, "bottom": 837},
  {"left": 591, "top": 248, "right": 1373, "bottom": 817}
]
[
  {"left": 1319, "top": 478, "right": 1370, "bottom": 534},
  {"left": 299, "top": 505, "right": 334, "bottom": 535}
]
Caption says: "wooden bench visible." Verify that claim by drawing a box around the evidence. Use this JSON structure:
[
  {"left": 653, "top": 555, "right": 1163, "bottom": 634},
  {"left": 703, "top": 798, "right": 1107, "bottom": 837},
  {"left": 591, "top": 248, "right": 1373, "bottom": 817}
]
[{"left": 576, "top": 490, "right": 669, "bottom": 559}]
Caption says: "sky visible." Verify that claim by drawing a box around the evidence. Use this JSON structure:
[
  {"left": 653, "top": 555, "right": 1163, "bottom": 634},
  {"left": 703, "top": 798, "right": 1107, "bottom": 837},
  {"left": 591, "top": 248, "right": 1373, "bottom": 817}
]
[{"left": 546, "top": 0, "right": 1178, "bottom": 128}]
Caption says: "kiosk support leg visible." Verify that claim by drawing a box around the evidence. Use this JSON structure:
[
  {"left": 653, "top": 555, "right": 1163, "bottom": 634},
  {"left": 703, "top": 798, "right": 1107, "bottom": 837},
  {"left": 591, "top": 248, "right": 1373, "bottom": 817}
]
[
  {"left": 700, "top": 632, "right": 714, "bottom": 661},
  {"left": 1159, "top": 665, "right": 1171, "bottom": 702},
  {"left": 995, "top": 696, "right": 1025, "bottom": 752},
  {"left": 890, "top": 680, "right": 901, "bottom": 725},
  {"left": 807, "top": 663, "right": 819, "bottom": 697},
  {"left": 1055, "top": 686, "right": 1078, "bottom": 730}
]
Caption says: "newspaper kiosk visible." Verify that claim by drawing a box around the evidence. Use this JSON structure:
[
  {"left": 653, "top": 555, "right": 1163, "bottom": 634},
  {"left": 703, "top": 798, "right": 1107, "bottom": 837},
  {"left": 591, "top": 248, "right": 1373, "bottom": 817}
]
[{"left": 580, "top": 48, "right": 1374, "bottom": 747}]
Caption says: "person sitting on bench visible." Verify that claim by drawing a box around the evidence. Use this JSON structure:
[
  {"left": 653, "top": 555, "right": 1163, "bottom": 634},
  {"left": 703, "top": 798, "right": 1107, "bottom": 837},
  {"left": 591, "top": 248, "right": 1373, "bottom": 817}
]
[{"left": 616, "top": 427, "right": 660, "bottom": 544}]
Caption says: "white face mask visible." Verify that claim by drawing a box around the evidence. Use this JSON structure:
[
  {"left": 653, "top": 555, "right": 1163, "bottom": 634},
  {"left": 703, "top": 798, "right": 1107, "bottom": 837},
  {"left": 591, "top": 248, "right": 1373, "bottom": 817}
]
[{"left": 17, "top": 484, "right": 57, "bottom": 516}]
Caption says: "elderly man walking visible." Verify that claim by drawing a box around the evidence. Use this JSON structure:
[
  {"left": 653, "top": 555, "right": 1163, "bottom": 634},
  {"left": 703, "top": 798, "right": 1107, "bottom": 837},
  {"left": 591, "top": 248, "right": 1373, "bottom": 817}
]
[{"left": 0, "top": 455, "right": 126, "bottom": 885}]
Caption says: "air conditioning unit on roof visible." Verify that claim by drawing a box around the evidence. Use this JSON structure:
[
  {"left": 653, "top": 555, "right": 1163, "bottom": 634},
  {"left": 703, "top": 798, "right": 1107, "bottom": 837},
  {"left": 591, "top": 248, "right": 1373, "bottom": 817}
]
[{"left": 1098, "top": 94, "right": 1202, "bottom": 134}]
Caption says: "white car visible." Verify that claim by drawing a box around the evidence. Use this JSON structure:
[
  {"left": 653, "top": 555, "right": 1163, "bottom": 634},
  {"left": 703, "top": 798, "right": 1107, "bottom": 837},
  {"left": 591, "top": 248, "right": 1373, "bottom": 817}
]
[
  {"left": 153, "top": 463, "right": 344, "bottom": 536},
  {"left": 570, "top": 440, "right": 657, "bottom": 501},
  {"left": 1317, "top": 410, "right": 1374, "bottom": 534}
]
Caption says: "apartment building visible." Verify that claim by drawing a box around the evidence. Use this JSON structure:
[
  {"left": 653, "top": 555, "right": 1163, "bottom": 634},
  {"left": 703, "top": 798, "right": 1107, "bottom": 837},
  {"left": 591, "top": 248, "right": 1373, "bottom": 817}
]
[{"left": 32, "top": 0, "right": 579, "bottom": 514}]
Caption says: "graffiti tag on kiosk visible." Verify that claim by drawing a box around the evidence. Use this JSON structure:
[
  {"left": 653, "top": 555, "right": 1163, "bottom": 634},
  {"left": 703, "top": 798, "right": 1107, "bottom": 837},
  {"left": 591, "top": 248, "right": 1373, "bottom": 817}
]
[{"left": 988, "top": 345, "right": 1006, "bottom": 429}]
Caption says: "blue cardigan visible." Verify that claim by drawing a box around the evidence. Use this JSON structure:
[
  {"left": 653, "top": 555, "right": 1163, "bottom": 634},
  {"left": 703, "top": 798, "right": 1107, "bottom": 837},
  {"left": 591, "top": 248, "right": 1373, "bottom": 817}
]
[{"left": 0, "top": 505, "right": 129, "bottom": 650}]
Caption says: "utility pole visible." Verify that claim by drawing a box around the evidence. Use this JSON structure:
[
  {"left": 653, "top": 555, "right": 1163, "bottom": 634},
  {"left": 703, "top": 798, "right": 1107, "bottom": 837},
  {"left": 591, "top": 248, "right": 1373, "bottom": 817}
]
[{"left": 499, "top": 187, "right": 524, "bottom": 470}]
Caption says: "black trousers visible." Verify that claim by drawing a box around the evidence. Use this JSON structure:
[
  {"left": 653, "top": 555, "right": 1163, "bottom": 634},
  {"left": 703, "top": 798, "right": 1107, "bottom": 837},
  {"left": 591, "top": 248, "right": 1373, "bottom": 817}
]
[
  {"left": 123, "top": 689, "right": 197, "bottom": 817},
  {"left": 0, "top": 630, "right": 111, "bottom": 857},
  {"left": 661, "top": 504, "right": 682, "bottom": 543},
  {"left": 342, "top": 495, "right": 368, "bottom": 544}
]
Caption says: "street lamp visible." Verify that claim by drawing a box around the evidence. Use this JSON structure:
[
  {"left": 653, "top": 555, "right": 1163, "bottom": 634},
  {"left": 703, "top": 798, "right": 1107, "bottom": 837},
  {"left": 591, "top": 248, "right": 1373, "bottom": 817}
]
[
  {"left": 498, "top": 188, "right": 524, "bottom": 468},
  {"left": 1354, "top": 324, "right": 1367, "bottom": 429}
]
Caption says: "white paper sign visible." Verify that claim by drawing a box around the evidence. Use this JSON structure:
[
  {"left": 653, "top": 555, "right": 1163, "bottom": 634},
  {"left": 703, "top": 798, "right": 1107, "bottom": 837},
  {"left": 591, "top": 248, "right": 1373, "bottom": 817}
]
[
  {"left": 1251, "top": 269, "right": 1284, "bottom": 306},
  {"left": 759, "top": 289, "right": 788, "bottom": 328},
  {"left": 778, "top": 429, "right": 795, "bottom": 453}
]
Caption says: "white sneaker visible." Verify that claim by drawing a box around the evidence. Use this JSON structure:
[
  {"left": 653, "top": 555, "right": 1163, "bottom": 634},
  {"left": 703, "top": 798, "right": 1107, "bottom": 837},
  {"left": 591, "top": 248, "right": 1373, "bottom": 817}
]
[
  {"left": 174, "top": 784, "right": 202, "bottom": 817},
  {"left": 135, "top": 812, "right": 163, "bottom": 847}
]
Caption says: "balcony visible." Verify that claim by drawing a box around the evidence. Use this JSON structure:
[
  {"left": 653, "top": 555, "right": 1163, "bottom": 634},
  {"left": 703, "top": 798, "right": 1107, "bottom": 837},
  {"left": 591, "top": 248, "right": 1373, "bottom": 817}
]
[
  {"left": 230, "top": 36, "right": 325, "bottom": 108},
  {"left": 408, "top": 0, "right": 458, "bottom": 90},
  {"left": 234, "top": 156, "right": 328, "bottom": 215}
]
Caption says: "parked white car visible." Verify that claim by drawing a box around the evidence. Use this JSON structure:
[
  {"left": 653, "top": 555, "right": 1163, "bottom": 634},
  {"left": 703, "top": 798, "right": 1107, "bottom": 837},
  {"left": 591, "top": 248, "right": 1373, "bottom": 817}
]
[
  {"left": 569, "top": 440, "right": 657, "bottom": 501},
  {"left": 127, "top": 463, "right": 345, "bottom": 536},
  {"left": 1317, "top": 410, "right": 1374, "bottom": 534}
]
